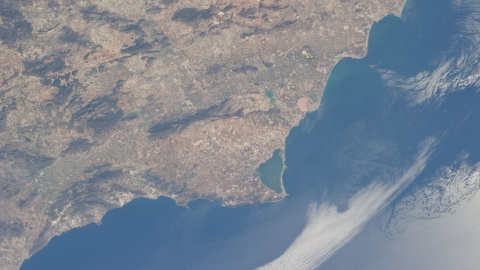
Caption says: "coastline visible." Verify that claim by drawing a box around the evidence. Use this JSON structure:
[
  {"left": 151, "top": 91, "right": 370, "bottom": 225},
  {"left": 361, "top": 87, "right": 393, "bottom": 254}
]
[{"left": 1, "top": 0, "right": 408, "bottom": 269}]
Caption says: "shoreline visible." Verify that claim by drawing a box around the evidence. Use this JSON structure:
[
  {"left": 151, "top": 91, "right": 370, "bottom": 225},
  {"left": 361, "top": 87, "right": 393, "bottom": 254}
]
[{"left": 8, "top": 0, "right": 408, "bottom": 268}]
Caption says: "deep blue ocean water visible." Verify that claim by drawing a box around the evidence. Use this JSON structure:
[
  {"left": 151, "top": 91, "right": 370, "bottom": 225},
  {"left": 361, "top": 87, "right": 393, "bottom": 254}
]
[{"left": 21, "top": 0, "right": 480, "bottom": 268}]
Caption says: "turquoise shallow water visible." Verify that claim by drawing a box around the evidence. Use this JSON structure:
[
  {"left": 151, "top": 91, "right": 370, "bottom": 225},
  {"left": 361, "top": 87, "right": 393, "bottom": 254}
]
[{"left": 21, "top": 0, "right": 480, "bottom": 268}]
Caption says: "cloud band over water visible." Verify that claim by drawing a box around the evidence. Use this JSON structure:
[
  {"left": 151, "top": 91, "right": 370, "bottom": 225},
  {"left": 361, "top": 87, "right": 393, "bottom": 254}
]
[{"left": 258, "top": 139, "right": 435, "bottom": 270}]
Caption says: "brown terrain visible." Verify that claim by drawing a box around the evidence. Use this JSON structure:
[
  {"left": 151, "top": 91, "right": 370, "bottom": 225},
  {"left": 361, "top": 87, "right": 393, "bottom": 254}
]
[{"left": 0, "top": 0, "right": 404, "bottom": 268}]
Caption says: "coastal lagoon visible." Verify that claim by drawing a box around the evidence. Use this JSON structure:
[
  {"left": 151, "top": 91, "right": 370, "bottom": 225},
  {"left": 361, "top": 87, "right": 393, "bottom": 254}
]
[
  {"left": 21, "top": 0, "right": 480, "bottom": 269},
  {"left": 256, "top": 149, "right": 284, "bottom": 194}
]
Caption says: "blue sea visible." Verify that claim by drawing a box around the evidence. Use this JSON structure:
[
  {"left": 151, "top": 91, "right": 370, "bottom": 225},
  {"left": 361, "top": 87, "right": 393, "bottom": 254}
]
[{"left": 21, "top": 0, "right": 480, "bottom": 269}]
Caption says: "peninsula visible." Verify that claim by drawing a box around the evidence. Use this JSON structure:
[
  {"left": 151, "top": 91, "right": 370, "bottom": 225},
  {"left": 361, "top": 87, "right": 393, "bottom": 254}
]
[{"left": 0, "top": 0, "right": 404, "bottom": 268}]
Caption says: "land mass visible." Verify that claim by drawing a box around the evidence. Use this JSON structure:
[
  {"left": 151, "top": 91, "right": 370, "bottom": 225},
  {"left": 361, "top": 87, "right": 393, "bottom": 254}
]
[{"left": 0, "top": 0, "right": 404, "bottom": 268}]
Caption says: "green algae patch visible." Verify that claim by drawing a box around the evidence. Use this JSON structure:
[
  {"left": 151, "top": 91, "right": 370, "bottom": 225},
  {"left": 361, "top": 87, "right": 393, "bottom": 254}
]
[
  {"left": 309, "top": 92, "right": 318, "bottom": 101},
  {"left": 265, "top": 90, "right": 276, "bottom": 103},
  {"left": 256, "top": 149, "right": 284, "bottom": 193}
]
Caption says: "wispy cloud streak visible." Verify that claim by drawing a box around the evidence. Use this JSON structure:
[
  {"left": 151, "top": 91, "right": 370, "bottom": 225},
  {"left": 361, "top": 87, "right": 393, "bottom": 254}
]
[
  {"left": 257, "top": 138, "right": 435, "bottom": 270},
  {"left": 379, "top": 0, "right": 480, "bottom": 106}
]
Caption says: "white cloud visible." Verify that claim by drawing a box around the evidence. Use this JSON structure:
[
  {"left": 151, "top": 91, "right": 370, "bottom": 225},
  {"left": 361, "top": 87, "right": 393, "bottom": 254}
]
[
  {"left": 257, "top": 138, "right": 435, "bottom": 270},
  {"left": 384, "top": 152, "right": 480, "bottom": 235},
  {"left": 383, "top": 188, "right": 480, "bottom": 270},
  {"left": 321, "top": 154, "right": 480, "bottom": 270},
  {"left": 379, "top": 0, "right": 480, "bottom": 106},
  {"left": 257, "top": 1, "right": 480, "bottom": 268}
]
